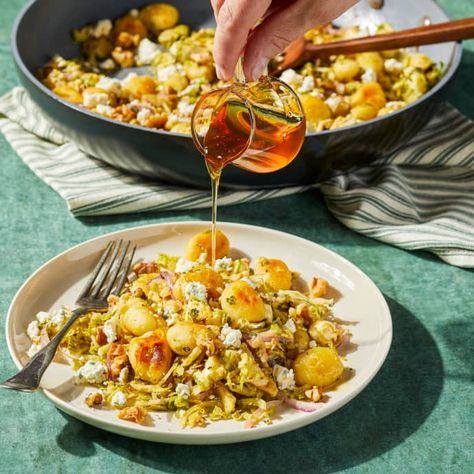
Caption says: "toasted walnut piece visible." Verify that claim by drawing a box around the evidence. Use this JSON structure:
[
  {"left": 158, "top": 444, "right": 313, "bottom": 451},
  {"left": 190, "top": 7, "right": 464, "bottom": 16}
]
[
  {"left": 309, "top": 277, "right": 329, "bottom": 298},
  {"left": 111, "top": 47, "right": 135, "bottom": 68},
  {"left": 85, "top": 391, "right": 103, "bottom": 407},
  {"left": 118, "top": 406, "right": 147, "bottom": 424},
  {"left": 133, "top": 287, "right": 147, "bottom": 299},
  {"left": 296, "top": 302, "right": 310, "bottom": 322},
  {"left": 111, "top": 105, "right": 136, "bottom": 122},
  {"left": 96, "top": 327, "right": 107, "bottom": 346},
  {"left": 145, "top": 113, "right": 168, "bottom": 129},
  {"left": 305, "top": 386, "right": 323, "bottom": 402},
  {"left": 107, "top": 343, "right": 129, "bottom": 380},
  {"left": 115, "top": 31, "right": 141, "bottom": 48},
  {"left": 133, "top": 261, "right": 160, "bottom": 274}
]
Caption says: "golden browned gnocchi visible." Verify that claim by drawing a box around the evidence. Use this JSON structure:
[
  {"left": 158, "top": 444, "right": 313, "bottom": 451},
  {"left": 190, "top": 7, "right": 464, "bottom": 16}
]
[
  {"left": 220, "top": 280, "right": 267, "bottom": 324},
  {"left": 173, "top": 266, "right": 224, "bottom": 301},
  {"left": 122, "top": 75, "right": 157, "bottom": 98},
  {"left": 166, "top": 321, "right": 212, "bottom": 355},
  {"left": 119, "top": 296, "right": 166, "bottom": 336},
  {"left": 139, "top": 3, "right": 179, "bottom": 34},
  {"left": 184, "top": 229, "right": 230, "bottom": 263},
  {"left": 293, "top": 347, "right": 344, "bottom": 387},
  {"left": 253, "top": 257, "right": 293, "bottom": 291},
  {"left": 128, "top": 330, "right": 173, "bottom": 384}
]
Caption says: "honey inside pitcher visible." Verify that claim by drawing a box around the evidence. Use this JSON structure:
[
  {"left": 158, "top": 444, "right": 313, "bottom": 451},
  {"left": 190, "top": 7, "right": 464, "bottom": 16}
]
[{"left": 203, "top": 95, "right": 306, "bottom": 175}]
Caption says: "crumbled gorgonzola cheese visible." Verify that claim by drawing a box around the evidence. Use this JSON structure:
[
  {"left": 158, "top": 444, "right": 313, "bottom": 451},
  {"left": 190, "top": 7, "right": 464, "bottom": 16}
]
[
  {"left": 74, "top": 360, "right": 108, "bottom": 385},
  {"left": 83, "top": 91, "right": 109, "bottom": 108},
  {"left": 118, "top": 366, "right": 129, "bottom": 384},
  {"left": 384, "top": 58, "right": 403, "bottom": 74},
  {"left": 111, "top": 391, "right": 127, "bottom": 407},
  {"left": 184, "top": 282, "right": 208, "bottom": 302},
  {"left": 26, "top": 320, "right": 40, "bottom": 339},
  {"left": 137, "top": 108, "right": 152, "bottom": 126},
  {"left": 214, "top": 257, "right": 233, "bottom": 272},
  {"left": 219, "top": 323, "right": 242, "bottom": 348},
  {"left": 361, "top": 68, "right": 377, "bottom": 83},
  {"left": 273, "top": 364, "right": 296, "bottom": 390},
  {"left": 177, "top": 98, "right": 195, "bottom": 117},
  {"left": 36, "top": 311, "right": 51, "bottom": 324},
  {"left": 51, "top": 307, "right": 68, "bottom": 326},
  {"left": 136, "top": 38, "right": 162, "bottom": 65},
  {"left": 156, "top": 64, "right": 182, "bottom": 82},
  {"left": 95, "top": 104, "right": 115, "bottom": 117},
  {"left": 280, "top": 69, "right": 303, "bottom": 87},
  {"left": 103, "top": 315, "right": 118, "bottom": 343},
  {"left": 325, "top": 95, "right": 343, "bottom": 113},
  {"left": 175, "top": 257, "right": 196, "bottom": 273},
  {"left": 298, "top": 75, "right": 315, "bottom": 94},
  {"left": 95, "top": 76, "right": 122, "bottom": 96}
]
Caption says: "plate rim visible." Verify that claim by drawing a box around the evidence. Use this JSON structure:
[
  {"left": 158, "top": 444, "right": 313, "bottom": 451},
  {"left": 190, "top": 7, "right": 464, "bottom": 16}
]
[{"left": 5, "top": 221, "right": 392, "bottom": 444}]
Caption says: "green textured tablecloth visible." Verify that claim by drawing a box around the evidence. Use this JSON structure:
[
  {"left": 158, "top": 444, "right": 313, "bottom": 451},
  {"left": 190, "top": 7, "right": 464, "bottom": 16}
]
[{"left": 1, "top": 1, "right": 473, "bottom": 472}]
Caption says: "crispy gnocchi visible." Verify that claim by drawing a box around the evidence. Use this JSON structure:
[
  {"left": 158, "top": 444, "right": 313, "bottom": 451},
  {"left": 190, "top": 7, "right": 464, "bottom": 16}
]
[
  {"left": 26, "top": 229, "right": 353, "bottom": 428},
  {"left": 38, "top": 4, "right": 442, "bottom": 134}
]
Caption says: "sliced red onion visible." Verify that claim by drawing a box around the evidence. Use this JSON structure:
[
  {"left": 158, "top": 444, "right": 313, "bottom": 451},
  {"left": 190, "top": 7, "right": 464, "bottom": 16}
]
[
  {"left": 337, "top": 331, "right": 352, "bottom": 355},
  {"left": 266, "top": 400, "right": 283, "bottom": 410},
  {"left": 283, "top": 396, "right": 325, "bottom": 413},
  {"left": 160, "top": 269, "right": 175, "bottom": 290},
  {"left": 259, "top": 331, "right": 291, "bottom": 343},
  {"left": 146, "top": 276, "right": 164, "bottom": 287}
]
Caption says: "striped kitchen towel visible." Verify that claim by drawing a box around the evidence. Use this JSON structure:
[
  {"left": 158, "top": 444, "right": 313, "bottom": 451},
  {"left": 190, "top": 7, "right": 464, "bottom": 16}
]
[{"left": 0, "top": 87, "right": 473, "bottom": 267}]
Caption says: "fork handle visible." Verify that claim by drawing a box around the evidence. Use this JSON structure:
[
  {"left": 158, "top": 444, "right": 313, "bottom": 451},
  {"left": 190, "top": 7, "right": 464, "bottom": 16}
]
[{"left": 10, "top": 307, "right": 88, "bottom": 390}]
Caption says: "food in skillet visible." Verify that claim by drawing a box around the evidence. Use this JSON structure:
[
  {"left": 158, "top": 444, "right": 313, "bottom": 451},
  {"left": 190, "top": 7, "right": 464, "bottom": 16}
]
[
  {"left": 25, "top": 229, "right": 352, "bottom": 428},
  {"left": 37, "top": 3, "right": 442, "bottom": 134}
]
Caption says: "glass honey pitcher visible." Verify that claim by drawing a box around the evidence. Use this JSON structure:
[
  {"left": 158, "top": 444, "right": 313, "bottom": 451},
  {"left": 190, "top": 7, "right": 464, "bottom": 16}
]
[{"left": 191, "top": 61, "right": 306, "bottom": 177}]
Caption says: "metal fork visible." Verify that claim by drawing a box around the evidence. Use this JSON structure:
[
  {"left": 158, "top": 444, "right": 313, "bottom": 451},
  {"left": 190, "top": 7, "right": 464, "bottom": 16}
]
[{"left": 1, "top": 239, "right": 136, "bottom": 392}]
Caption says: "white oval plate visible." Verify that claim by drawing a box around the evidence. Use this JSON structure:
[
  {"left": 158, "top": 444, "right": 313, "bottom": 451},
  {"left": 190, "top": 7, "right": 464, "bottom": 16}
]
[{"left": 6, "top": 221, "right": 392, "bottom": 444}]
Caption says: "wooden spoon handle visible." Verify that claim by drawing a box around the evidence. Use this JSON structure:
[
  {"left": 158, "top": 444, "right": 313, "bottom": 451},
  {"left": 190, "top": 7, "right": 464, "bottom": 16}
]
[{"left": 302, "top": 17, "right": 474, "bottom": 59}]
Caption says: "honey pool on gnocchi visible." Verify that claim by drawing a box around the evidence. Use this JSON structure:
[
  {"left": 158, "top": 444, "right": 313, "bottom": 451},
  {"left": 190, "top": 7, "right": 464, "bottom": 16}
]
[{"left": 26, "top": 229, "right": 351, "bottom": 428}]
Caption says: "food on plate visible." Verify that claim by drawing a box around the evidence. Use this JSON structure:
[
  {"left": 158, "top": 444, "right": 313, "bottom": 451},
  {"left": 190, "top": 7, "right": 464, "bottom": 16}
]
[
  {"left": 38, "top": 4, "right": 442, "bottom": 134},
  {"left": 25, "top": 229, "right": 352, "bottom": 428}
]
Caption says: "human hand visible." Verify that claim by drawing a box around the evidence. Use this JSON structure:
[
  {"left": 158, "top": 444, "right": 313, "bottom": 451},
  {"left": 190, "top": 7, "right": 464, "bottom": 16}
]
[{"left": 211, "top": 0, "right": 359, "bottom": 81}]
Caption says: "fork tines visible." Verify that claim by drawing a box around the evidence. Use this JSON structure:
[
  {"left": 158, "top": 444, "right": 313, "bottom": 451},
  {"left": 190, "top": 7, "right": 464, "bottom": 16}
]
[{"left": 76, "top": 240, "right": 136, "bottom": 309}]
